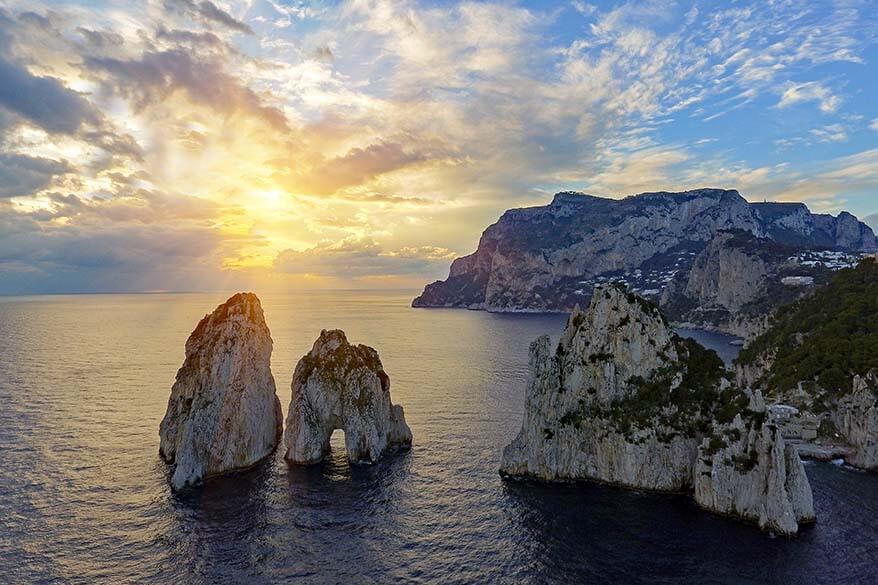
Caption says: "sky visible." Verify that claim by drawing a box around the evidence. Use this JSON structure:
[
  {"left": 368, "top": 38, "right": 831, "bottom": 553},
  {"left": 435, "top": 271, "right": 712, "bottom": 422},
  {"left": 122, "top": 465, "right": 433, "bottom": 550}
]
[{"left": 0, "top": 0, "right": 877, "bottom": 294}]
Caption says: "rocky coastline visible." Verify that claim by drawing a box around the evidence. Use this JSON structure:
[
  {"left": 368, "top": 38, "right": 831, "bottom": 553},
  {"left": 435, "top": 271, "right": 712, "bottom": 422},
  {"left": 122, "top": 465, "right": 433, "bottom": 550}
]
[
  {"left": 414, "top": 189, "right": 875, "bottom": 325},
  {"left": 500, "top": 284, "right": 815, "bottom": 536},
  {"left": 735, "top": 258, "right": 878, "bottom": 472}
]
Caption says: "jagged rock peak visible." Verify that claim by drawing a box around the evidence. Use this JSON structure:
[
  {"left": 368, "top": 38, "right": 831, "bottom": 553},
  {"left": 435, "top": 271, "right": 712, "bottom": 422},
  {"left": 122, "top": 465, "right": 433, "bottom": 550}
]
[
  {"left": 694, "top": 389, "right": 815, "bottom": 535},
  {"left": 159, "top": 292, "right": 283, "bottom": 490},
  {"left": 500, "top": 285, "right": 814, "bottom": 535},
  {"left": 284, "top": 329, "right": 412, "bottom": 465}
]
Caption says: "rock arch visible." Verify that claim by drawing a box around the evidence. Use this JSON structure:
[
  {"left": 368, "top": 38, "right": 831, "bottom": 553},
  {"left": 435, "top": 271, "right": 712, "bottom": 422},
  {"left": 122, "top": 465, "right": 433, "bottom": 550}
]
[{"left": 285, "top": 329, "right": 412, "bottom": 465}]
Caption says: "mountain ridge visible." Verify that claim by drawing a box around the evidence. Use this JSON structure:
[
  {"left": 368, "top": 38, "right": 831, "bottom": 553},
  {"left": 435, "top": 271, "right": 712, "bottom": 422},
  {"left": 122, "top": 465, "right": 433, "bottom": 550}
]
[{"left": 413, "top": 188, "right": 876, "bottom": 313}]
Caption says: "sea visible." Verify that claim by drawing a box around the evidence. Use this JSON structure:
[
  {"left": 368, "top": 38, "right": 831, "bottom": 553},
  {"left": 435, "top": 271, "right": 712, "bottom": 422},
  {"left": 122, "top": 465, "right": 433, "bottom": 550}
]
[{"left": 0, "top": 291, "right": 875, "bottom": 584}]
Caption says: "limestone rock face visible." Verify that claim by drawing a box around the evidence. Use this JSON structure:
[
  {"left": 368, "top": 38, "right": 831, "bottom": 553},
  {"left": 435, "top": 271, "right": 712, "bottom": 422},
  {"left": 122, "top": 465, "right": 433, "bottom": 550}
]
[
  {"left": 832, "top": 373, "right": 878, "bottom": 470},
  {"left": 499, "top": 286, "right": 695, "bottom": 489},
  {"left": 284, "top": 330, "right": 412, "bottom": 465},
  {"left": 661, "top": 232, "right": 770, "bottom": 315},
  {"left": 660, "top": 230, "right": 838, "bottom": 338},
  {"left": 159, "top": 293, "right": 283, "bottom": 490},
  {"left": 695, "top": 396, "right": 815, "bottom": 535},
  {"left": 500, "top": 285, "right": 814, "bottom": 535}
]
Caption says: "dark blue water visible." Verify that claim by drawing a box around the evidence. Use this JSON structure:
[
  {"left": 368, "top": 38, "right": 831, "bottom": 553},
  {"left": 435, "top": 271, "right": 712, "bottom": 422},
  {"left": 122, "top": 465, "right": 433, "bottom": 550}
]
[{"left": 0, "top": 292, "right": 875, "bottom": 584}]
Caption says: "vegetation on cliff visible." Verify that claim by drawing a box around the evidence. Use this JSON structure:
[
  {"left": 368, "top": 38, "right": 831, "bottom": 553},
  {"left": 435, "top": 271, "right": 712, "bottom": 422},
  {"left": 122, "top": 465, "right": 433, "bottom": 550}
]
[{"left": 738, "top": 258, "right": 878, "bottom": 394}]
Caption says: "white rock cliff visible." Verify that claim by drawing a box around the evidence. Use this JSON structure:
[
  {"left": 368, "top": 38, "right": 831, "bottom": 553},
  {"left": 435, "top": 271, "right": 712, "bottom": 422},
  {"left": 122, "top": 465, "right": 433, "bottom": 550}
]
[
  {"left": 159, "top": 293, "right": 283, "bottom": 490},
  {"left": 284, "top": 329, "right": 412, "bottom": 465},
  {"left": 500, "top": 285, "right": 814, "bottom": 535},
  {"left": 832, "top": 373, "right": 878, "bottom": 470},
  {"left": 695, "top": 393, "right": 814, "bottom": 535}
]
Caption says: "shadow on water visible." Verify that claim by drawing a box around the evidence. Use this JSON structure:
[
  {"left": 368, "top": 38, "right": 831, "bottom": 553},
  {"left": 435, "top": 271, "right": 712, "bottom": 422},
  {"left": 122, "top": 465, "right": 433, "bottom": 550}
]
[
  {"left": 161, "top": 454, "right": 279, "bottom": 584},
  {"left": 158, "top": 436, "right": 416, "bottom": 583},
  {"left": 499, "top": 477, "right": 825, "bottom": 585},
  {"left": 275, "top": 446, "right": 416, "bottom": 583}
]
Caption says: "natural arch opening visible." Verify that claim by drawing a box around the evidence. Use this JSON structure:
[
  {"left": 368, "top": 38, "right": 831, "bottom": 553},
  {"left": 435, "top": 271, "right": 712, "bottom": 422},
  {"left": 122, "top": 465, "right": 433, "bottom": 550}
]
[{"left": 328, "top": 428, "right": 347, "bottom": 460}]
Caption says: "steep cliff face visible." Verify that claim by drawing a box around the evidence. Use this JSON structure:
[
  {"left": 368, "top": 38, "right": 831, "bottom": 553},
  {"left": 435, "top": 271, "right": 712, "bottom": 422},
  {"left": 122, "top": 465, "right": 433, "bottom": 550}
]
[
  {"left": 284, "top": 330, "right": 412, "bottom": 465},
  {"left": 695, "top": 399, "right": 815, "bottom": 535},
  {"left": 660, "top": 231, "right": 834, "bottom": 337},
  {"left": 500, "top": 285, "right": 814, "bottom": 535},
  {"left": 415, "top": 189, "right": 876, "bottom": 313},
  {"left": 661, "top": 231, "right": 772, "bottom": 318},
  {"left": 831, "top": 373, "right": 878, "bottom": 470},
  {"left": 159, "top": 293, "right": 283, "bottom": 490}
]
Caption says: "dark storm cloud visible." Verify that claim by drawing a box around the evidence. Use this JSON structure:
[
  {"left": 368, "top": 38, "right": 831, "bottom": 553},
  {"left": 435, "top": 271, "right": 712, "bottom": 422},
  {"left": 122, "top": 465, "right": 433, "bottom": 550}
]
[
  {"left": 85, "top": 49, "right": 288, "bottom": 129},
  {"left": 165, "top": 0, "right": 254, "bottom": 35},
  {"left": 0, "top": 154, "right": 72, "bottom": 198},
  {"left": 0, "top": 56, "right": 99, "bottom": 135}
]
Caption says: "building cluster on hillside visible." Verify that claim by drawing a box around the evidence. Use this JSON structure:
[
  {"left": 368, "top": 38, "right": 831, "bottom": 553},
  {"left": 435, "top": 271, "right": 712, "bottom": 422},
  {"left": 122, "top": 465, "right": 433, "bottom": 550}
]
[
  {"left": 575, "top": 251, "right": 699, "bottom": 299},
  {"left": 788, "top": 250, "right": 865, "bottom": 270}
]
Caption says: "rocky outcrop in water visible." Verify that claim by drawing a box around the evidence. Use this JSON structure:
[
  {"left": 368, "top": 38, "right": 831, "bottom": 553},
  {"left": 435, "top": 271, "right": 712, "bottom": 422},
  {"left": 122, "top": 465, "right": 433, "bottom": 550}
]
[
  {"left": 694, "top": 393, "right": 815, "bottom": 535},
  {"left": 414, "top": 189, "right": 875, "bottom": 313},
  {"left": 284, "top": 329, "right": 412, "bottom": 465},
  {"left": 500, "top": 284, "right": 814, "bottom": 535},
  {"left": 831, "top": 373, "right": 878, "bottom": 470},
  {"left": 159, "top": 293, "right": 283, "bottom": 490}
]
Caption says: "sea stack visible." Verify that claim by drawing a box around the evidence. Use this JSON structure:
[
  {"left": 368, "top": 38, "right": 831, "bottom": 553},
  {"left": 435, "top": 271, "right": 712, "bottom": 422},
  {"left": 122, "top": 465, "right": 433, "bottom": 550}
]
[
  {"left": 285, "top": 329, "right": 412, "bottom": 465},
  {"left": 500, "top": 284, "right": 814, "bottom": 535},
  {"left": 159, "top": 293, "right": 283, "bottom": 490}
]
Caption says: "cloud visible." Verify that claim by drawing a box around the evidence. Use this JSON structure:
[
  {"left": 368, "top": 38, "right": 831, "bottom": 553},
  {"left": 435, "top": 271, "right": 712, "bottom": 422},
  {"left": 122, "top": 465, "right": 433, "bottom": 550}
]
[
  {"left": 165, "top": 0, "right": 254, "bottom": 35},
  {"left": 0, "top": 154, "right": 72, "bottom": 198},
  {"left": 85, "top": 49, "right": 288, "bottom": 129},
  {"left": 311, "top": 46, "right": 334, "bottom": 62},
  {"left": 870, "top": 118, "right": 878, "bottom": 132},
  {"left": 0, "top": 201, "right": 226, "bottom": 293},
  {"left": 273, "top": 236, "right": 456, "bottom": 278},
  {"left": 810, "top": 124, "right": 848, "bottom": 143},
  {"left": 293, "top": 142, "right": 433, "bottom": 195},
  {"left": 583, "top": 146, "right": 690, "bottom": 195},
  {"left": 155, "top": 26, "right": 228, "bottom": 52},
  {"left": 777, "top": 82, "right": 841, "bottom": 113},
  {"left": 0, "top": 1, "right": 875, "bottom": 293},
  {"left": 572, "top": 2, "right": 597, "bottom": 17},
  {"left": 0, "top": 56, "right": 99, "bottom": 134},
  {"left": 76, "top": 27, "right": 124, "bottom": 50},
  {"left": 39, "top": 189, "right": 224, "bottom": 224},
  {"left": 681, "top": 149, "right": 878, "bottom": 211}
]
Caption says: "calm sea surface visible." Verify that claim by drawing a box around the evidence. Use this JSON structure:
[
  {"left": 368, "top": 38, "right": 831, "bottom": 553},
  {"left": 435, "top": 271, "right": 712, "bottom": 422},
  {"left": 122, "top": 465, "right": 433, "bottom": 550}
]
[{"left": 0, "top": 291, "right": 875, "bottom": 584}]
